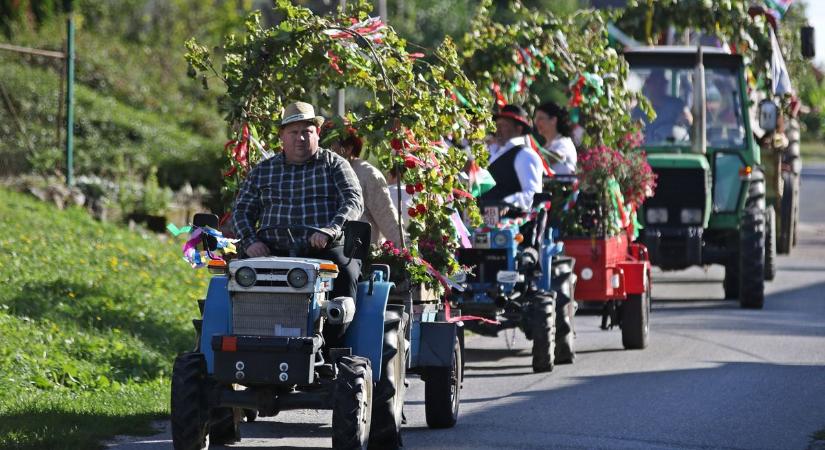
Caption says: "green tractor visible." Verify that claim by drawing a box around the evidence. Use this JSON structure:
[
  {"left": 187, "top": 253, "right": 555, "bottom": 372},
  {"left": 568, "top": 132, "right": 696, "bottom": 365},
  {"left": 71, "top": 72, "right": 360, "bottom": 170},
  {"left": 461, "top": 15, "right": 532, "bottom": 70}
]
[{"left": 625, "top": 46, "right": 769, "bottom": 308}]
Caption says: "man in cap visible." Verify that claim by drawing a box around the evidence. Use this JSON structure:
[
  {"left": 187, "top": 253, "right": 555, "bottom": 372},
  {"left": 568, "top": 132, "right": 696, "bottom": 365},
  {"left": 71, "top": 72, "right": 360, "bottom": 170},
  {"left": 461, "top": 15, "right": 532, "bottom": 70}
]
[
  {"left": 479, "top": 104, "right": 544, "bottom": 210},
  {"left": 233, "top": 101, "right": 364, "bottom": 300}
]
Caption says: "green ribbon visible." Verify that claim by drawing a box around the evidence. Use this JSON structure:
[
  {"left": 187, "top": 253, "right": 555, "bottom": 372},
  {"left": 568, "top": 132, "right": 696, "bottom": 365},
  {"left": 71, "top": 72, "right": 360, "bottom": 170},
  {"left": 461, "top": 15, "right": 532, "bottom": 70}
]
[{"left": 167, "top": 223, "right": 193, "bottom": 236}]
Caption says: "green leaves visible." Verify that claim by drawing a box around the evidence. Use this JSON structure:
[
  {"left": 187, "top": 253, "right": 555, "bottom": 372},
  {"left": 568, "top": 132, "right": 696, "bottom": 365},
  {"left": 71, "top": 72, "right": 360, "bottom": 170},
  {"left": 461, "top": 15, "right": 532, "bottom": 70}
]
[{"left": 185, "top": 0, "right": 491, "bottom": 291}]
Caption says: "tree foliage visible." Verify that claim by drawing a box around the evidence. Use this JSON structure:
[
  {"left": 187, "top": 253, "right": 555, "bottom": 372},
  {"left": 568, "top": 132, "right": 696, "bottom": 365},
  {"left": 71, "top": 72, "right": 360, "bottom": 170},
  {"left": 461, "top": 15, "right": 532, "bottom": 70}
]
[
  {"left": 185, "top": 0, "right": 493, "bottom": 290},
  {"left": 458, "top": 0, "right": 646, "bottom": 150}
]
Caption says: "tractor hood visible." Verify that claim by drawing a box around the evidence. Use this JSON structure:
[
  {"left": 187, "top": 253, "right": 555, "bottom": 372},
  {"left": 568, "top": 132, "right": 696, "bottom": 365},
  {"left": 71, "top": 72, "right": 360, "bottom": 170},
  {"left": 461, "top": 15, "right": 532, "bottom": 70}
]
[{"left": 644, "top": 153, "right": 712, "bottom": 228}]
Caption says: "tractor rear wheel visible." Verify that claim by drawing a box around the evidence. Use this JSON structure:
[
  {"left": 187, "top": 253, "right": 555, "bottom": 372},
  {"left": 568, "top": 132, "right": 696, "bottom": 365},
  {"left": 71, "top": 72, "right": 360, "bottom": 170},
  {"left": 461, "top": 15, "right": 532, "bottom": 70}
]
[
  {"left": 764, "top": 206, "right": 777, "bottom": 281},
  {"left": 333, "top": 356, "right": 373, "bottom": 450},
  {"left": 621, "top": 272, "right": 650, "bottom": 350},
  {"left": 171, "top": 353, "right": 209, "bottom": 450},
  {"left": 424, "top": 338, "right": 461, "bottom": 429},
  {"left": 739, "top": 170, "right": 767, "bottom": 309},
  {"left": 530, "top": 293, "right": 556, "bottom": 372},
  {"left": 209, "top": 407, "right": 241, "bottom": 445},
  {"left": 369, "top": 311, "right": 406, "bottom": 449}
]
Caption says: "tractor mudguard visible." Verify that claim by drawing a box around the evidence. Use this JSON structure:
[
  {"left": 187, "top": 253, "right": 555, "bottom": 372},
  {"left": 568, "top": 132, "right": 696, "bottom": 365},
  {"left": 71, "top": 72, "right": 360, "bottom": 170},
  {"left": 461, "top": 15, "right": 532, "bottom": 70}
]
[
  {"left": 344, "top": 273, "right": 393, "bottom": 382},
  {"left": 200, "top": 276, "right": 232, "bottom": 374},
  {"left": 416, "top": 322, "right": 458, "bottom": 367}
]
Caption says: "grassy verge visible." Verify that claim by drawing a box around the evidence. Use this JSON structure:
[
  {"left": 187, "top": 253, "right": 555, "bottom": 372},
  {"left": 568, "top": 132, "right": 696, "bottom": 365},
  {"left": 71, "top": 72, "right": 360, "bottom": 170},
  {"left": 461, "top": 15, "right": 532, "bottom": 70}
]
[
  {"left": 801, "top": 140, "right": 825, "bottom": 163},
  {"left": 0, "top": 188, "right": 209, "bottom": 449}
]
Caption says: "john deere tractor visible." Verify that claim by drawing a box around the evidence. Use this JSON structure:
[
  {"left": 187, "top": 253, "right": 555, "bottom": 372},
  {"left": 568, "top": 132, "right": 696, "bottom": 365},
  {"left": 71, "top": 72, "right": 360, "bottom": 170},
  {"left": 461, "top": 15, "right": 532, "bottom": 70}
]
[{"left": 626, "top": 46, "right": 768, "bottom": 308}]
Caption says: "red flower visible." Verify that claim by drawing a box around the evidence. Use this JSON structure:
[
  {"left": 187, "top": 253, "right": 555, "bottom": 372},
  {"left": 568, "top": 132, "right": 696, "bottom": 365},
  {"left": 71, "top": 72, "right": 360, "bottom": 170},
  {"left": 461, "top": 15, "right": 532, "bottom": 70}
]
[
  {"left": 404, "top": 158, "right": 417, "bottom": 169},
  {"left": 391, "top": 138, "right": 403, "bottom": 151},
  {"left": 405, "top": 184, "right": 416, "bottom": 195},
  {"left": 416, "top": 204, "right": 427, "bottom": 214},
  {"left": 408, "top": 207, "right": 418, "bottom": 218},
  {"left": 415, "top": 182, "right": 424, "bottom": 192}
]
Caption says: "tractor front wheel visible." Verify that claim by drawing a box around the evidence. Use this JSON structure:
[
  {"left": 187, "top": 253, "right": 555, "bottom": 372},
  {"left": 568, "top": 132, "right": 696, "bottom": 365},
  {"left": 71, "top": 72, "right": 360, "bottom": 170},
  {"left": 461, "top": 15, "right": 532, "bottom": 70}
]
[
  {"left": 530, "top": 293, "right": 556, "bottom": 372},
  {"left": 171, "top": 352, "right": 209, "bottom": 450},
  {"left": 739, "top": 170, "right": 767, "bottom": 309},
  {"left": 333, "top": 356, "right": 373, "bottom": 450}
]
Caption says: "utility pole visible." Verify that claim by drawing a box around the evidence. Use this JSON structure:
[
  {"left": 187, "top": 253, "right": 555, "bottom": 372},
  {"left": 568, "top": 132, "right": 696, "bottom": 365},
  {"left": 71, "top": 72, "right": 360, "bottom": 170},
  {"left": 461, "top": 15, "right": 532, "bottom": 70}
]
[
  {"left": 65, "top": 0, "right": 75, "bottom": 186},
  {"left": 336, "top": 0, "right": 346, "bottom": 117}
]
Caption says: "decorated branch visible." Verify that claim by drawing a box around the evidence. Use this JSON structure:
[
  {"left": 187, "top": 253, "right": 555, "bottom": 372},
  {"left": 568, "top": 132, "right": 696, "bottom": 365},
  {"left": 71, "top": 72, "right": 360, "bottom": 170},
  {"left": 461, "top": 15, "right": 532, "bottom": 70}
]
[
  {"left": 184, "top": 0, "right": 492, "bottom": 291},
  {"left": 617, "top": 0, "right": 806, "bottom": 104},
  {"left": 458, "top": 0, "right": 646, "bottom": 149}
]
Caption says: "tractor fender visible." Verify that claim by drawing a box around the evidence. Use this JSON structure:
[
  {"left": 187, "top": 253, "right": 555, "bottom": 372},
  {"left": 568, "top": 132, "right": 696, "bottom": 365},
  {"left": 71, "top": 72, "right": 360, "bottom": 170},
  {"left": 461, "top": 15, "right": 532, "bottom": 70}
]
[
  {"left": 344, "top": 272, "right": 393, "bottom": 382},
  {"left": 200, "top": 276, "right": 232, "bottom": 374}
]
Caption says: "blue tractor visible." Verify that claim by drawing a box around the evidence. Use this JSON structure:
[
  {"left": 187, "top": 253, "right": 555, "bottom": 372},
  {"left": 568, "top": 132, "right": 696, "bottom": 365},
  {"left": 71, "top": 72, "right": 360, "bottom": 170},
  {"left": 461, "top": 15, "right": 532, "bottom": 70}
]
[
  {"left": 452, "top": 201, "right": 577, "bottom": 372},
  {"left": 171, "top": 213, "right": 462, "bottom": 450}
]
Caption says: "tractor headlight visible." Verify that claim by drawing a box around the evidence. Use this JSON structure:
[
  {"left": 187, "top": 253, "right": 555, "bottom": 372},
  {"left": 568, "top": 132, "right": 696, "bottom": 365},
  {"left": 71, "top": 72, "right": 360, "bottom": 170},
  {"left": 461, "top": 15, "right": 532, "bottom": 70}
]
[
  {"left": 680, "top": 208, "right": 703, "bottom": 224},
  {"left": 493, "top": 233, "right": 509, "bottom": 247},
  {"left": 646, "top": 207, "right": 668, "bottom": 224},
  {"left": 235, "top": 267, "right": 257, "bottom": 288},
  {"left": 287, "top": 268, "right": 309, "bottom": 288}
]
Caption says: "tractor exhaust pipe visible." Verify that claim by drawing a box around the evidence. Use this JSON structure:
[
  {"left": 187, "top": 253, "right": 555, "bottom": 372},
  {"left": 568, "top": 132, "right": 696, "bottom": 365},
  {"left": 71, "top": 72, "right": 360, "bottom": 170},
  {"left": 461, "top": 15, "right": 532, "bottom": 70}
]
[{"left": 325, "top": 296, "right": 355, "bottom": 327}]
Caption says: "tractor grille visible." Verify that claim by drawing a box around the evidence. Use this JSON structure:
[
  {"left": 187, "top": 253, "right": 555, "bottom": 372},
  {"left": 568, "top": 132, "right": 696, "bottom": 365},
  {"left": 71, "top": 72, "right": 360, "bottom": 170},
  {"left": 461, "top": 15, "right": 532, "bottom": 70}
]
[
  {"left": 646, "top": 167, "right": 706, "bottom": 226},
  {"left": 231, "top": 292, "right": 310, "bottom": 337},
  {"left": 457, "top": 249, "right": 508, "bottom": 284}
]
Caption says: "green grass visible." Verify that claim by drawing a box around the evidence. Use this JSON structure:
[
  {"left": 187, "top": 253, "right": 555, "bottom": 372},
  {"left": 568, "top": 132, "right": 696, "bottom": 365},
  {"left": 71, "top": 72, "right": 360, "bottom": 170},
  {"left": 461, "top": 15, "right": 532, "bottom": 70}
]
[
  {"left": 0, "top": 188, "right": 210, "bottom": 449},
  {"left": 801, "top": 140, "right": 825, "bottom": 163}
]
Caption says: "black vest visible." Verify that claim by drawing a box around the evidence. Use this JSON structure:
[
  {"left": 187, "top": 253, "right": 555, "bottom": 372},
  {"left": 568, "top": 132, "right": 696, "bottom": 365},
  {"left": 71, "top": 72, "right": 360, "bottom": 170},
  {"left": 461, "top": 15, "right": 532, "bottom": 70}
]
[{"left": 479, "top": 144, "right": 526, "bottom": 204}]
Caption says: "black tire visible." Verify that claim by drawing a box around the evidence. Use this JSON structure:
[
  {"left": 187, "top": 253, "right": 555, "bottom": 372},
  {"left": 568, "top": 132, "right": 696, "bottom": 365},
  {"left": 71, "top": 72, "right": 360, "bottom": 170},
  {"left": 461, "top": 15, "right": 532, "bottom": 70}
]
[
  {"left": 764, "top": 206, "right": 777, "bottom": 281},
  {"left": 333, "top": 355, "right": 373, "bottom": 450},
  {"left": 723, "top": 259, "right": 739, "bottom": 300},
  {"left": 424, "top": 337, "right": 461, "bottom": 429},
  {"left": 778, "top": 171, "right": 799, "bottom": 254},
  {"left": 621, "top": 273, "right": 650, "bottom": 350},
  {"left": 171, "top": 353, "right": 208, "bottom": 450},
  {"left": 209, "top": 407, "right": 241, "bottom": 445},
  {"left": 368, "top": 313, "right": 406, "bottom": 450},
  {"left": 551, "top": 256, "right": 576, "bottom": 364},
  {"left": 739, "top": 170, "right": 766, "bottom": 309},
  {"left": 530, "top": 293, "right": 556, "bottom": 372}
]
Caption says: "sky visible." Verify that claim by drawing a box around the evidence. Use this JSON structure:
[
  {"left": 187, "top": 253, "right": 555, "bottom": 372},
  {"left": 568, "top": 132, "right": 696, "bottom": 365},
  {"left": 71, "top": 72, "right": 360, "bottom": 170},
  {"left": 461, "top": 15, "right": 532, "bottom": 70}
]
[{"left": 801, "top": 0, "right": 825, "bottom": 67}]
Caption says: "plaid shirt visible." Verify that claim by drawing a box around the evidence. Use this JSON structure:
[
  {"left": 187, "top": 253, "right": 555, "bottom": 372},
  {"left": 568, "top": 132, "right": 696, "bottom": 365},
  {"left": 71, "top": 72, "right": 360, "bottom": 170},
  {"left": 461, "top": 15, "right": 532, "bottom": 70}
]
[{"left": 233, "top": 148, "right": 363, "bottom": 250}]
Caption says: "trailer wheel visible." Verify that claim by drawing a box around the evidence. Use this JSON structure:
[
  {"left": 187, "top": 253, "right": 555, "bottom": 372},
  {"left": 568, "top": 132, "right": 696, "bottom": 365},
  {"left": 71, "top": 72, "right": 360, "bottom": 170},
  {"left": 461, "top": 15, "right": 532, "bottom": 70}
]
[
  {"left": 621, "top": 273, "right": 650, "bottom": 350},
  {"left": 764, "top": 206, "right": 777, "bottom": 281},
  {"left": 369, "top": 313, "right": 406, "bottom": 449},
  {"left": 530, "top": 293, "right": 556, "bottom": 372},
  {"left": 333, "top": 356, "right": 373, "bottom": 450},
  {"left": 424, "top": 338, "right": 461, "bottom": 429},
  {"left": 739, "top": 170, "right": 766, "bottom": 309},
  {"left": 171, "top": 352, "right": 209, "bottom": 450}
]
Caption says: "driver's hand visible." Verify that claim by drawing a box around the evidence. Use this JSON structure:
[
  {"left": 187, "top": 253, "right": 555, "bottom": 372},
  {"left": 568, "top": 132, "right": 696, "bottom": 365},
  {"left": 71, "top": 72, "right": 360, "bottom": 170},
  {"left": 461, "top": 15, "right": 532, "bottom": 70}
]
[
  {"left": 309, "top": 232, "right": 331, "bottom": 249},
  {"left": 246, "top": 241, "right": 270, "bottom": 257}
]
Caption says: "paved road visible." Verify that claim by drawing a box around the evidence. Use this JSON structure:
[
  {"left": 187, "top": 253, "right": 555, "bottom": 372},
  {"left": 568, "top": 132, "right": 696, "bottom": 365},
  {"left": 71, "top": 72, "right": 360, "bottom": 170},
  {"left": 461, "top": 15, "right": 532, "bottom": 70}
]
[{"left": 109, "top": 166, "right": 825, "bottom": 450}]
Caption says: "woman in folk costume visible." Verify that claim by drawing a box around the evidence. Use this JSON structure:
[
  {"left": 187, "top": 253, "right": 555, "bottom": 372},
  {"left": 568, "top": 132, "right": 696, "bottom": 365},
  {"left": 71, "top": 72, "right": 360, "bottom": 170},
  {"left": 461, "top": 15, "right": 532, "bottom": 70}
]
[{"left": 533, "top": 101, "right": 577, "bottom": 176}]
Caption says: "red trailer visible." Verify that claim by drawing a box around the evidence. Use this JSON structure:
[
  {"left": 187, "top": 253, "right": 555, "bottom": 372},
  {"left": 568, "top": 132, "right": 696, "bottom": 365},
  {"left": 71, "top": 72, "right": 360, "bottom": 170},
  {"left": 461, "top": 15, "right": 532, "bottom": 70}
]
[{"left": 561, "top": 234, "right": 651, "bottom": 349}]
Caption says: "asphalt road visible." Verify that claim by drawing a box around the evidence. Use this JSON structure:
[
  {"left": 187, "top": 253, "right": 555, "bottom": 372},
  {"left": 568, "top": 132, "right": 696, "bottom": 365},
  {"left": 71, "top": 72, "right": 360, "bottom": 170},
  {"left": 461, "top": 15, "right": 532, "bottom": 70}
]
[{"left": 109, "top": 165, "right": 825, "bottom": 450}]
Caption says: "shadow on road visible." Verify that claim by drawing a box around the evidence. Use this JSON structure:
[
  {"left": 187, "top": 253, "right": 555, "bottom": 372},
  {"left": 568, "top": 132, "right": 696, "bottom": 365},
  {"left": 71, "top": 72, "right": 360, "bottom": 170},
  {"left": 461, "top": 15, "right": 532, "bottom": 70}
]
[{"left": 404, "top": 361, "right": 825, "bottom": 450}]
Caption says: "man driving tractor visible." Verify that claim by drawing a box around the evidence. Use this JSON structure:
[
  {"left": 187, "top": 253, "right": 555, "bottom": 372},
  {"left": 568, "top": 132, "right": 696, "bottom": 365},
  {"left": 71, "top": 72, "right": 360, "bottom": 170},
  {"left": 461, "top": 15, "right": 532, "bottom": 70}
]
[{"left": 232, "top": 101, "right": 364, "bottom": 301}]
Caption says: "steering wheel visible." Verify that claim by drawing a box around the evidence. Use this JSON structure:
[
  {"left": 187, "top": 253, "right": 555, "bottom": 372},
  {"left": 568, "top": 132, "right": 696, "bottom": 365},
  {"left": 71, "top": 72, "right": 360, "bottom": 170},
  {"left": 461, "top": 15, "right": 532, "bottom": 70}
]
[{"left": 256, "top": 224, "right": 332, "bottom": 256}]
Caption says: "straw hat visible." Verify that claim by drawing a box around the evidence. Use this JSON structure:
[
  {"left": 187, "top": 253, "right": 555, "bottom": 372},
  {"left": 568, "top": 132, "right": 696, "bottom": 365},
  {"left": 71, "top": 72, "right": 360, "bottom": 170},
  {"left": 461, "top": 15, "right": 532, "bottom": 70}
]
[{"left": 280, "top": 101, "right": 325, "bottom": 128}]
